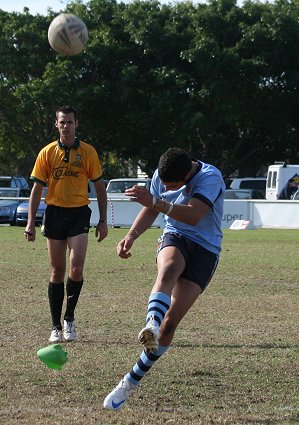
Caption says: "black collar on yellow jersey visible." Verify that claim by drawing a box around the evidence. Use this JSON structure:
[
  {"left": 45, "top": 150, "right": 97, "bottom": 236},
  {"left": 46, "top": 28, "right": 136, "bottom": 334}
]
[
  {"left": 58, "top": 138, "right": 80, "bottom": 163},
  {"left": 58, "top": 138, "right": 80, "bottom": 150}
]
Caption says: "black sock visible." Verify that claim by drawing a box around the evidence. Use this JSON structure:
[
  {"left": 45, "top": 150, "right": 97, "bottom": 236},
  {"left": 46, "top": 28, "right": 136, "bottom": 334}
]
[
  {"left": 48, "top": 282, "right": 64, "bottom": 330},
  {"left": 64, "top": 277, "right": 83, "bottom": 322}
]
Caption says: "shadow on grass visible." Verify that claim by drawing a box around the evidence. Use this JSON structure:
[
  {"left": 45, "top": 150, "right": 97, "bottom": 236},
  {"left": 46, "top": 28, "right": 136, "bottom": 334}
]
[{"left": 174, "top": 342, "right": 299, "bottom": 350}]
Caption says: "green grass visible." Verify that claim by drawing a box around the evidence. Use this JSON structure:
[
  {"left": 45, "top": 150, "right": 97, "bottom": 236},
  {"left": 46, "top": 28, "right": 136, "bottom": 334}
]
[{"left": 1, "top": 226, "right": 299, "bottom": 424}]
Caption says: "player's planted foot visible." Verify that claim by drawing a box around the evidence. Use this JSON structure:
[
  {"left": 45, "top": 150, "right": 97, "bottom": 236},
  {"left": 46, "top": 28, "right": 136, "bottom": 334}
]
[
  {"left": 103, "top": 378, "right": 137, "bottom": 410},
  {"left": 138, "top": 316, "right": 160, "bottom": 352},
  {"left": 49, "top": 328, "right": 63, "bottom": 343},
  {"left": 63, "top": 320, "right": 77, "bottom": 341}
]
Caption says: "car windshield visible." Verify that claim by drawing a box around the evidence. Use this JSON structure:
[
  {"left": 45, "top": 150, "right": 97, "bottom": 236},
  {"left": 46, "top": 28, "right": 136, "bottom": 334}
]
[
  {"left": 0, "top": 179, "right": 11, "bottom": 188},
  {"left": 239, "top": 181, "right": 266, "bottom": 190},
  {"left": 0, "top": 189, "right": 19, "bottom": 197},
  {"left": 107, "top": 181, "right": 147, "bottom": 193}
]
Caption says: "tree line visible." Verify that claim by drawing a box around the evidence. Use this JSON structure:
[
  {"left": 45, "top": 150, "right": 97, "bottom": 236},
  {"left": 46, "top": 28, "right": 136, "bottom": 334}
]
[{"left": 0, "top": 0, "right": 299, "bottom": 180}]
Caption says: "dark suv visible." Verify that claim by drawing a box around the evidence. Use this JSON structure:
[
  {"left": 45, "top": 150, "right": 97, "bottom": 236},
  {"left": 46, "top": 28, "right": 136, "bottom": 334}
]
[{"left": 0, "top": 176, "right": 29, "bottom": 189}]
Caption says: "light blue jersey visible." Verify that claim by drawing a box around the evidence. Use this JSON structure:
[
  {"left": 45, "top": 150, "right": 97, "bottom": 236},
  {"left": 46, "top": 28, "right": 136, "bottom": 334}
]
[{"left": 150, "top": 160, "right": 225, "bottom": 255}]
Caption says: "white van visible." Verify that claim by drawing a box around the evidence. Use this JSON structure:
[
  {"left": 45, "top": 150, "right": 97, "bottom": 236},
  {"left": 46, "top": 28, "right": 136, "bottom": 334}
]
[
  {"left": 106, "top": 178, "right": 151, "bottom": 199},
  {"left": 266, "top": 162, "right": 299, "bottom": 200}
]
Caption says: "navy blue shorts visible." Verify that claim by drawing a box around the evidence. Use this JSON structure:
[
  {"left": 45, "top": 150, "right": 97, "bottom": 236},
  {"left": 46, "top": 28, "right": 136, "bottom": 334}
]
[
  {"left": 42, "top": 205, "right": 91, "bottom": 240},
  {"left": 157, "top": 232, "right": 219, "bottom": 292}
]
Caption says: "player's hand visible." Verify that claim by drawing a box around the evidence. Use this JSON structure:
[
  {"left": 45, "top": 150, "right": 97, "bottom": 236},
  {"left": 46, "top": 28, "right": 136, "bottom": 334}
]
[
  {"left": 117, "top": 235, "right": 134, "bottom": 259},
  {"left": 24, "top": 226, "right": 36, "bottom": 242},
  {"left": 95, "top": 222, "right": 108, "bottom": 242},
  {"left": 125, "top": 185, "right": 153, "bottom": 207}
]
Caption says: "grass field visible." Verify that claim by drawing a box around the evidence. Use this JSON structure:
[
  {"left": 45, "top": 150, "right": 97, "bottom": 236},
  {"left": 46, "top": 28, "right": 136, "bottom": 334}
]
[{"left": 1, "top": 226, "right": 299, "bottom": 424}]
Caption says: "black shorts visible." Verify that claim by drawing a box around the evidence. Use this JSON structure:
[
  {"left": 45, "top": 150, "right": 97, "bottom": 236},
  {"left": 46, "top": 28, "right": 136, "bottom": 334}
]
[
  {"left": 42, "top": 205, "right": 91, "bottom": 240},
  {"left": 157, "top": 232, "right": 219, "bottom": 292}
]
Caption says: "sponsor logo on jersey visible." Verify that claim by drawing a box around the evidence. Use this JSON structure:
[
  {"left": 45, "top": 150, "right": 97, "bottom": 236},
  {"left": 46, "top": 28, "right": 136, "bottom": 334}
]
[{"left": 51, "top": 167, "right": 80, "bottom": 179}]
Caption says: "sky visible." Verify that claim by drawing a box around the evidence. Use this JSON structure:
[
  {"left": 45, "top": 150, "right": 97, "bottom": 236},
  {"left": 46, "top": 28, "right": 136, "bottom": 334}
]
[
  {"left": 0, "top": 0, "right": 230, "bottom": 15},
  {"left": 0, "top": 0, "right": 78, "bottom": 15}
]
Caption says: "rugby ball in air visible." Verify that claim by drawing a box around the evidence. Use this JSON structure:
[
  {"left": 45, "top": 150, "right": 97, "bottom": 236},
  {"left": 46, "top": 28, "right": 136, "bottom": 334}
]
[{"left": 48, "top": 13, "right": 88, "bottom": 56}]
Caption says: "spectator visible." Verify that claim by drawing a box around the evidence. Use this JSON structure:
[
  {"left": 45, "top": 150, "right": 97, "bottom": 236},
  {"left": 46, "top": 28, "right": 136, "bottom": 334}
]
[{"left": 278, "top": 177, "right": 298, "bottom": 199}]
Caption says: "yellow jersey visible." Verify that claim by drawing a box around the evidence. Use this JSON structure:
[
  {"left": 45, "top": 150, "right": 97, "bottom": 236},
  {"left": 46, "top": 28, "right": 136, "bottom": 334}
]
[{"left": 31, "top": 139, "right": 103, "bottom": 207}]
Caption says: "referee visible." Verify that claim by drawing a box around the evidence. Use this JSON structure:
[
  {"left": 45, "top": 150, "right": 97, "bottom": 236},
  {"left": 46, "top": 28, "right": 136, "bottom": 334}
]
[{"left": 24, "top": 105, "right": 108, "bottom": 343}]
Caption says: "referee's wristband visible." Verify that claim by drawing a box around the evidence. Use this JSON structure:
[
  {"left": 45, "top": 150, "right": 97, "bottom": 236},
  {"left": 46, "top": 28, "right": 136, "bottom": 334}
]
[{"left": 98, "top": 220, "right": 107, "bottom": 223}]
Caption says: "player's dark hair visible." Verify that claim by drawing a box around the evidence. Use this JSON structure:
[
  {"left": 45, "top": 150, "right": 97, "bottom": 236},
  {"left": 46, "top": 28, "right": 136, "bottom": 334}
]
[
  {"left": 56, "top": 105, "right": 78, "bottom": 121},
  {"left": 158, "top": 148, "right": 192, "bottom": 182}
]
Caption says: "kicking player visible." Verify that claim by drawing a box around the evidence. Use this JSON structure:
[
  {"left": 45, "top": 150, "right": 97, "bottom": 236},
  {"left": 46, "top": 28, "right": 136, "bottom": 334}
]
[{"left": 104, "top": 147, "right": 225, "bottom": 410}]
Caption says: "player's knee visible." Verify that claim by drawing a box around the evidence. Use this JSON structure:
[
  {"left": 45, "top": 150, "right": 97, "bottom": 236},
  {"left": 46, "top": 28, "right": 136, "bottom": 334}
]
[
  {"left": 158, "top": 264, "right": 180, "bottom": 285},
  {"left": 70, "top": 264, "right": 84, "bottom": 280},
  {"left": 51, "top": 266, "right": 65, "bottom": 282}
]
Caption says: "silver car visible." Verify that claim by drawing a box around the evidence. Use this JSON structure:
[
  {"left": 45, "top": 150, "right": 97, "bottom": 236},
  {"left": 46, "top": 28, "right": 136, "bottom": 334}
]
[
  {"left": 16, "top": 187, "right": 47, "bottom": 226},
  {"left": 0, "top": 188, "right": 31, "bottom": 225},
  {"left": 0, "top": 175, "right": 29, "bottom": 189}
]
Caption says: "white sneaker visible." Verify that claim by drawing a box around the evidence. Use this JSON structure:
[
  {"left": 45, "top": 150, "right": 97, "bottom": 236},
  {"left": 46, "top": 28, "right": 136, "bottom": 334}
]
[
  {"left": 63, "top": 320, "right": 77, "bottom": 342},
  {"left": 138, "top": 316, "right": 160, "bottom": 352},
  {"left": 49, "top": 328, "right": 62, "bottom": 343},
  {"left": 103, "top": 378, "right": 137, "bottom": 410}
]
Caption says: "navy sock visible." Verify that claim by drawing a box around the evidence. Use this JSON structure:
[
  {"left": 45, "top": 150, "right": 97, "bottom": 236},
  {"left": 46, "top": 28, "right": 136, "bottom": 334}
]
[{"left": 126, "top": 345, "right": 169, "bottom": 385}]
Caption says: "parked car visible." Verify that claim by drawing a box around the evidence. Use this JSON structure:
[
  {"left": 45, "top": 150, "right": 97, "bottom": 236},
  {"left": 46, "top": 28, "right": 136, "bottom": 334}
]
[
  {"left": 106, "top": 178, "right": 151, "bottom": 199},
  {"left": 224, "top": 178, "right": 234, "bottom": 189},
  {"left": 224, "top": 189, "right": 265, "bottom": 200},
  {"left": 0, "top": 175, "right": 29, "bottom": 189},
  {"left": 16, "top": 187, "right": 48, "bottom": 226},
  {"left": 0, "top": 188, "right": 31, "bottom": 225},
  {"left": 230, "top": 177, "right": 266, "bottom": 195}
]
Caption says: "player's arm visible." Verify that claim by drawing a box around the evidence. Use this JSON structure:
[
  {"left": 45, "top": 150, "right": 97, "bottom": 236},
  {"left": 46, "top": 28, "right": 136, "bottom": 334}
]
[
  {"left": 125, "top": 184, "right": 210, "bottom": 226},
  {"left": 24, "top": 182, "right": 43, "bottom": 242},
  {"left": 153, "top": 196, "right": 210, "bottom": 226},
  {"left": 117, "top": 206, "right": 159, "bottom": 259},
  {"left": 94, "top": 178, "right": 108, "bottom": 242}
]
